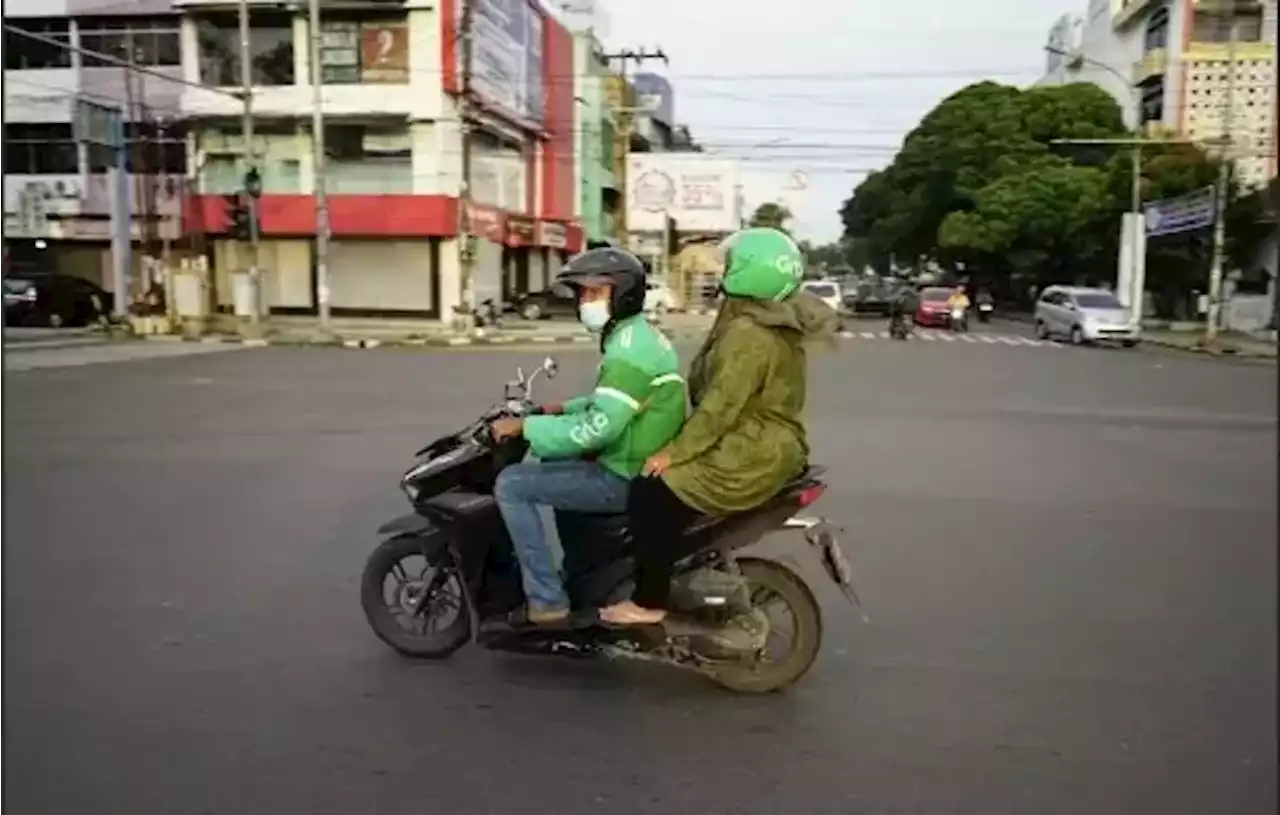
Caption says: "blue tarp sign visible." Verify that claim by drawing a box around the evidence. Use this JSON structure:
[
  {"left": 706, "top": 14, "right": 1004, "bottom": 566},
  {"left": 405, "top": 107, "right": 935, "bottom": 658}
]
[{"left": 1144, "top": 186, "right": 1216, "bottom": 237}]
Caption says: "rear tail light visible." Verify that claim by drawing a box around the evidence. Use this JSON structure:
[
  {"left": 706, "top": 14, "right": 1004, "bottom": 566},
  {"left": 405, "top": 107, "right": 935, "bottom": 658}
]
[
  {"left": 797, "top": 484, "right": 826, "bottom": 507},
  {"left": 21, "top": 287, "right": 37, "bottom": 302}
]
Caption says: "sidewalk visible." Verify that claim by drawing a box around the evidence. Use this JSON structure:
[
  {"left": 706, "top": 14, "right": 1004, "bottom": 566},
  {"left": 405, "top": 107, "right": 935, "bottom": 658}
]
[{"left": 135, "top": 312, "right": 718, "bottom": 349}]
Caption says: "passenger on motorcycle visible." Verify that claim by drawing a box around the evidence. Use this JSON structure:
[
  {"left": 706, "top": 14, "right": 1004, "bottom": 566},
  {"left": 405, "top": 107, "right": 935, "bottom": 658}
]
[
  {"left": 488, "top": 248, "right": 686, "bottom": 627},
  {"left": 600, "top": 227, "right": 839, "bottom": 626}
]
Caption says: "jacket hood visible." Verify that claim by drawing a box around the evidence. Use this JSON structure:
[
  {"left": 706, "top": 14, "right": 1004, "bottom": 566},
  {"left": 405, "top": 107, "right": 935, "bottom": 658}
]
[{"left": 721, "top": 291, "right": 839, "bottom": 343}]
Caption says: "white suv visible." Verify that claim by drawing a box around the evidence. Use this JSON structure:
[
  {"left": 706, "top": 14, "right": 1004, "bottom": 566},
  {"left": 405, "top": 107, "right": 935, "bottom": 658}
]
[{"left": 1035, "top": 285, "right": 1140, "bottom": 347}]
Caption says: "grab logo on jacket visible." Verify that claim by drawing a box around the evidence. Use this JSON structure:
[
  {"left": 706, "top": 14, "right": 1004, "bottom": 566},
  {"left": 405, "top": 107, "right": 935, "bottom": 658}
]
[{"left": 570, "top": 411, "right": 611, "bottom": 448}]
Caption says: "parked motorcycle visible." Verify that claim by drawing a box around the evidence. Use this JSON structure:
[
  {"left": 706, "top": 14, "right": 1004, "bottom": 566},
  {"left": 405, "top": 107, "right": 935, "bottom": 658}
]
[
  {"left": 977, "top": 302, "right": 993, "bottom": 323},
  {"left": 360, "top": 358, "right": 864, "bottom": 694}
]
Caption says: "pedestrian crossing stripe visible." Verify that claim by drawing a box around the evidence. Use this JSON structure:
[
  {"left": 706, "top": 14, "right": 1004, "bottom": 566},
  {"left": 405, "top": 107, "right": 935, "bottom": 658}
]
[{"left": 835, "top": 329, "right": 1059, "bottom": 348}]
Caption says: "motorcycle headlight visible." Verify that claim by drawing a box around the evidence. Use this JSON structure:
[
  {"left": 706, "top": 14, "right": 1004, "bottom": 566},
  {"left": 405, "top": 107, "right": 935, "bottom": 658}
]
[{"left": 401, "top": 479, "right": 420, "bottom": 502}]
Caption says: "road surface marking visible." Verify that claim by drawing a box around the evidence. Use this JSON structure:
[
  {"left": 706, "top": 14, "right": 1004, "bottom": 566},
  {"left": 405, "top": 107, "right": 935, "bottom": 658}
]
[{"left": 860, "top": 332, "right": 877, "bottom": 339}]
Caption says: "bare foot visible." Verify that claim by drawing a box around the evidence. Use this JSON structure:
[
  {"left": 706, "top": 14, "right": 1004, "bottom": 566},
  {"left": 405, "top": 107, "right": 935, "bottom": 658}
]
[{"left": 600, "top": 601, "right": 666, "bottom": 625}]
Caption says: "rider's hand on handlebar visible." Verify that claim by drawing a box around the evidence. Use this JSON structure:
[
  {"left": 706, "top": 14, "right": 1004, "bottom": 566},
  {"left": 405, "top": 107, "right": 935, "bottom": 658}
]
[{"left": 490, "top": 417, "right": 524, "bottom": 442}]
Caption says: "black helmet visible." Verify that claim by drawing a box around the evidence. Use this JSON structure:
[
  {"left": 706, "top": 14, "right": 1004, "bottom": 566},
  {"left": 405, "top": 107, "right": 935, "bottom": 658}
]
[{"left": 554, "top": 246, "right": 647, "bottom": 337}]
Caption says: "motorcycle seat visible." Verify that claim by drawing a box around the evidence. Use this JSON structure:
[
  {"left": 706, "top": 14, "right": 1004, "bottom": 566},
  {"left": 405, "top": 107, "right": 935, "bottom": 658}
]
[{"left": 681, "top": 465, "right": 827, "bottom": 535}]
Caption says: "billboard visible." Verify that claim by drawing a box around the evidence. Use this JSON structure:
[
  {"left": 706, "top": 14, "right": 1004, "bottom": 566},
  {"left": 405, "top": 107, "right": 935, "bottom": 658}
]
[
  {"left": 631, "top": 73, "right": 674, "bottom": 126},
  {"left": 463, "top": 0, "right": 545, "bottom": 124},
  {"left": 626, "top": 155, "right": 741, "bottom": 233}
]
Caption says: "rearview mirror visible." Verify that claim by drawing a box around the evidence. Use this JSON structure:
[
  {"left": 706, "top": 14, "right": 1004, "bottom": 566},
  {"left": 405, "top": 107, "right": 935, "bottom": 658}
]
[{"left": 542, "top": 356, "right": 558, "bottom": 379}]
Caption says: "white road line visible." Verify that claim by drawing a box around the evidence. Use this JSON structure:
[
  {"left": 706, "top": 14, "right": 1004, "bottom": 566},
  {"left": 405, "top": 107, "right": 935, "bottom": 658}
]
[
  {"left": 860, "top": 332, "right": 877, "bottom": 339},
  {"left": 838, "top": 331, "right": 854, "bottom": 339},
  {"left": 938, "top": 333, "right": 956, "bottom": 341},
  {"left": 877, "top": 331, "right": 890, "bottom": 339},
  {"left": 979, "top": 335, "right": 998, "bottom": 344},
  {"left": 1022, "top": 338, "right": 1043, "bottom": 347},
  {"left": 960, "top": 335, "right": 977, "bottom": 343},
  {"left": 997, "top": 336, "right": 1020, "bottom": 345},
  {"left": 919, "top": 332, "right": 937, "bottom": 341}
]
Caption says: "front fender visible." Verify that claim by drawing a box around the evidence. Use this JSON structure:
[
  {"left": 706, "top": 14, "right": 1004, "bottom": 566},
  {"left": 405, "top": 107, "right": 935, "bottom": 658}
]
[{"left": 377, "top": 512, "right": 441, "bottom": 541}]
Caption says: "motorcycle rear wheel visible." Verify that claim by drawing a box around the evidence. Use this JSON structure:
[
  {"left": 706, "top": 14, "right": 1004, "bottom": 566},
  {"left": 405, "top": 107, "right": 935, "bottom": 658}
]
[
  {"left": 706, "top": 558, "right": 823, "bottom": 694},
  {"left": 361, "top": 532, "right": 472, "bottom": 659}
]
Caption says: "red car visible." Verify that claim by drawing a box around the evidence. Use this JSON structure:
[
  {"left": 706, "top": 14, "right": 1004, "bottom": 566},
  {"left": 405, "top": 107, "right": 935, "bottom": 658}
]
[{"left": 914, "top": 287, "right": 956, "bottom": 328}]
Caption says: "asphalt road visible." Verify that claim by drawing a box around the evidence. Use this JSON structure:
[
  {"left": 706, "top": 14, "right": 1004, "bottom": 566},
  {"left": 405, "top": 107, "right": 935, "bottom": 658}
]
[{"left": 4, "top": 334, "right": 1276, "bottom": 814}]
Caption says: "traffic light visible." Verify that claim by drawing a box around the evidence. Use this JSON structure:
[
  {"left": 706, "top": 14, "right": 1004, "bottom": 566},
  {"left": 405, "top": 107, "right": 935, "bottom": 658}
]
[{"left": 225, "top": 192, "right": 256, "bottom": 241}]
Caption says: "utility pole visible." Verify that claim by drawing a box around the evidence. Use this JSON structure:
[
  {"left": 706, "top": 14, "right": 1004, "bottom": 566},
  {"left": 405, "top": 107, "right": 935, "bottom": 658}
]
[
  {"left": 308, "top": 0, "right": 332, "bottom": 334},
  {"left": 601, "top": 47, "right": 668, "bottom": 250},
  {"left": 457, "top": 0, "right": 475, "bottom": 330},
  {"left": 1206, "top": 1, "right": 1239, "bottom": 344},
  {"left": 238, "top": 0, "right": 263, "bottom": 334}
]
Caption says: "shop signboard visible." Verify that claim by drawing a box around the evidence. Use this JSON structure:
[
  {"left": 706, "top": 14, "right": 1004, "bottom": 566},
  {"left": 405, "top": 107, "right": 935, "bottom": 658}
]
[
  {"left": 320, "top": 21, "right": 361, "bottom": 84},
  {"left": 361, "top": 22, "right": 410, "bottom": 83},
  {"left": 626, "top": 155, "right": 741, "bottom": 233},
  {"left": 321, "top": 20, "right": 410, "bottom": 84}
]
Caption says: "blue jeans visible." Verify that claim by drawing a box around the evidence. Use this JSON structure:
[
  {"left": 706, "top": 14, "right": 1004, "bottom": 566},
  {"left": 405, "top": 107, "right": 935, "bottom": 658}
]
[{"left": 493, "top": 460, "right": 630, "bottom": 613}]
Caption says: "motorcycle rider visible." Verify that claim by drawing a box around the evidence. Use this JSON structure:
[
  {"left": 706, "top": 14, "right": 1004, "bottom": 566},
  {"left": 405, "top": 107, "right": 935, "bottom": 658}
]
[
  {"left": 947, "top": 285, "right": 970, "bottom": 329},
  {"left": 888, "top": 284, "right": 918, "bottom": 336},
  {"left": 487, "top": 247, "right": 686, "bottom": 628},
  {"left": 601, "top": 227, "right": 838, "bottom": 626}
]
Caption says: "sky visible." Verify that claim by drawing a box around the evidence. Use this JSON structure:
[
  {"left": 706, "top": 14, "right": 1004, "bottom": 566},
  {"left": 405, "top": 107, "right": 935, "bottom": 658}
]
[{"left": 594, "top": 0, "right": 1082, "bottom": 243}]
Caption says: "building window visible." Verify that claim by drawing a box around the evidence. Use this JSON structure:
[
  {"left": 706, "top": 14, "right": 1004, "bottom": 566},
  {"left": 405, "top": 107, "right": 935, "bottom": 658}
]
[
  {"left": 78, "top": 16, "right": 181, "bottom": 67},
  {"left": 1192, "top": 8, "right": 1263, "bottom": 43},
  {"left": 197, "top": 14, "right": 294, "bottom": 86},
  {"left": 1139, "top": 78, "right": 1164, "bottom": 125},
  {"left": 1144, "top": 7, "right": 1169, "bottom": 52},
  {"left": 3, "top": 124, "right": 78, "bottom": 173},
  {"left": 3, "top": 18, "right": 72, "bottom": 70}
]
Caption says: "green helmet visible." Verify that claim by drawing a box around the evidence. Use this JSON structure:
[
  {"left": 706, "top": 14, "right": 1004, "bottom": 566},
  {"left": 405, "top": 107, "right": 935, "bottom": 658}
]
[{"left": 717, "top": 227, "right": 804, "bottom": 301}]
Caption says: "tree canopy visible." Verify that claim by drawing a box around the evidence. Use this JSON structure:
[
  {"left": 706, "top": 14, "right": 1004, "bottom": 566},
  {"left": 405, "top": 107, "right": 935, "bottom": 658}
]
[{"left": 838, "top": 80, "right": 1269, "bottom": 313}]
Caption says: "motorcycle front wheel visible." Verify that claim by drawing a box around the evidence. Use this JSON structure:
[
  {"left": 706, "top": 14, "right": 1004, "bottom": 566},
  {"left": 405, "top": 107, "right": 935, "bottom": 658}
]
[
  {"left": 361, "top": 533, "right": 472, "bottom": 659},
  {"left": 706, "top": 558, "right": 824, "bottom": 694}
]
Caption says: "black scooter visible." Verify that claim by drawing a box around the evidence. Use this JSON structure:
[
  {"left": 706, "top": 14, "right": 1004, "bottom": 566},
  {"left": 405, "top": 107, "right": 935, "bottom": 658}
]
[{"left": 360, "top": 359, "right": 864, "bottom": 693}]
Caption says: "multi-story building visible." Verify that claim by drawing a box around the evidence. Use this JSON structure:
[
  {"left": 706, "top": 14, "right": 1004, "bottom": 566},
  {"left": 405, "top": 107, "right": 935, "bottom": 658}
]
[
  {"left": 177, "top": 0, "right": 580, "bottom": 322},
  {"left": 568, "top": 29, "right": 618, "bottom": 244},
  {"left": 4, "top": 0, "right": 582, "bottom": 324},
  {"left": 3, "top": 0, "right": 186, "bottom": 288},
  {"left": 1039, "top": 0, "right": 1277, "bottom": 190}
]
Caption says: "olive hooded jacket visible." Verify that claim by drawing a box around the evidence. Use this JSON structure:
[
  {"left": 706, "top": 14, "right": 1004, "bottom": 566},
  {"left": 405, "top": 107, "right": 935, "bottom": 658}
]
[{"left": 661, "top": 291, "right": 838, "bottom": 515}]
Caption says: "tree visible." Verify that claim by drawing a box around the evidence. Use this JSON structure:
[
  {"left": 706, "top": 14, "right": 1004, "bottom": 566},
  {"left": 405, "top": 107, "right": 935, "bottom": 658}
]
[
  {"left": 839, "top": 81, "right": 1127, "bottom": 287},
  {"left": 749, "top": 202, "right": 793, "bottom": 232},
  {"left": 938, "top": 157, "right": 1115, "bottom": 290}
]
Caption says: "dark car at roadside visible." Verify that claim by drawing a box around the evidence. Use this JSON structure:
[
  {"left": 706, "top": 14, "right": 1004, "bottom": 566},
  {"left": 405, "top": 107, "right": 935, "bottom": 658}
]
[
  {"left": 511, "top": 286, "right": 577, "bottom": 321},
  {"left": 3, "top": 273, "right": 109, "bottom": 327}
]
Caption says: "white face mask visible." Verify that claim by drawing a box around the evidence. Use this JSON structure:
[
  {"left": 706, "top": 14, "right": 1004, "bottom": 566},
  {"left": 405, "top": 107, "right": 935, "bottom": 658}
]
[{"left": 578, "top": 300, "right": 611, "bottom": 332}]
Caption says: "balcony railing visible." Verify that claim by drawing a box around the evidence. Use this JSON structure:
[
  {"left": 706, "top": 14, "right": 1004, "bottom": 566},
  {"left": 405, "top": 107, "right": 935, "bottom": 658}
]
[{"left": 1133, "top": 48, "right": 1168, "bottom": 84}]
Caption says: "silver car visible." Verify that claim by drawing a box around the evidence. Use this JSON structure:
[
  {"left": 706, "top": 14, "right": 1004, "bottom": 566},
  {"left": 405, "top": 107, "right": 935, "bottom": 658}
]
[{"left": 1034, "top": 286, "right": 1141, "bottom": 347}]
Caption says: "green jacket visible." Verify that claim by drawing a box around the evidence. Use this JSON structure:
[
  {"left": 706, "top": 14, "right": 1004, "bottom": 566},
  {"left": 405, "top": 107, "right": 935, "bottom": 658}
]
[
  {"left": 524, "top": 315, "right": 685, "bottom": 479},
  {"left": 663, "top": 292, "right": 837, "bottom": 515}
]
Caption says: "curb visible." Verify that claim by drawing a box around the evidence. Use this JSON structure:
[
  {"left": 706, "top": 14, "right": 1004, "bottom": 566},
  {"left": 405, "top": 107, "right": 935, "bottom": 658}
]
[{"left": 1143, "top": 337, "right": 1277, "bottom": 359}]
